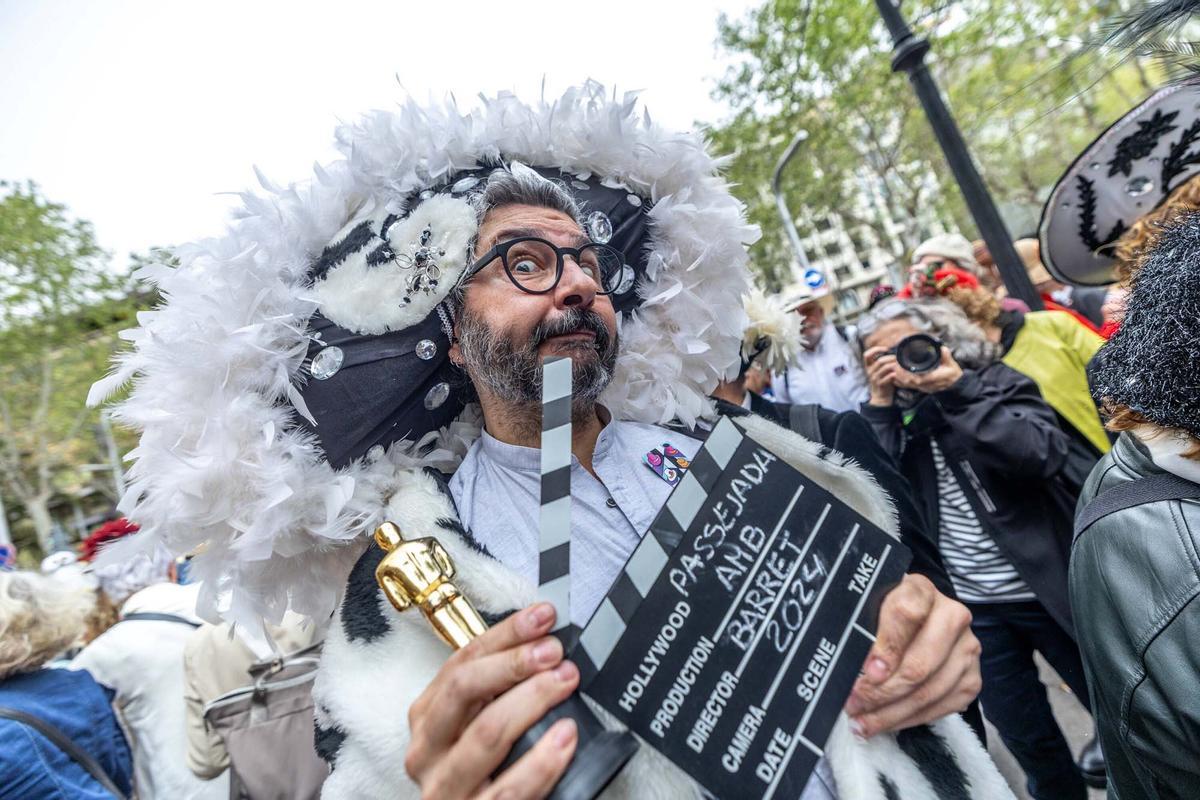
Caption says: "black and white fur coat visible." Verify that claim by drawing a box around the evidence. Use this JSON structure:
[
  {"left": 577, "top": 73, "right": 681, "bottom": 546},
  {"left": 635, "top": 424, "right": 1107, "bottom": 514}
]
[{"left": 311, "top": 414, "right": 1014, "bottom": 800}]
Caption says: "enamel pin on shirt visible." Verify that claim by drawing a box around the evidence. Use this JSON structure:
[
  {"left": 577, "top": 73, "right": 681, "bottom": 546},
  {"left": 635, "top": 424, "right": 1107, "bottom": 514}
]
[{"left": 643, "top": 442, "right": 690, "bottom": 486}]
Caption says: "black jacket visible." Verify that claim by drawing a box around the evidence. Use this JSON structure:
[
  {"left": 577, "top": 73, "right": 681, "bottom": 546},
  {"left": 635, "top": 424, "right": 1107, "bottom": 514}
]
[
  {"left": 998, "top": 310, "right": 1107, "bottom": 492},
  {"left": 1070, "top": 434, "right": 1200, "bottom": 800},
  {"left": 858, "top": 363, "right": 1077, "bottom": 632},
  {"left": 1066, "top": 285, "right": 1108, "bottom": 328},
  {"left": 725, "top": 394, "right": 954, "bottom": 601}
]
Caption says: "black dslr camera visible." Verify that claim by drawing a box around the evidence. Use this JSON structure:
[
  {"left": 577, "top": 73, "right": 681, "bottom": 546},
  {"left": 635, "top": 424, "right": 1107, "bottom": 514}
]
[{"left": 888, "top": 333, "right": 943, "bottom": 374}]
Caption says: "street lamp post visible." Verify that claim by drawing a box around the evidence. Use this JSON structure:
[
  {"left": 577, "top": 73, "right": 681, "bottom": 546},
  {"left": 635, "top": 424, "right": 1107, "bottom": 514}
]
[
  {"left": 772, "top": 129, "right": 815, "bottom": 283},
  {"left": 773, "top": 129, "right": 849, "bottom": 323},
  {"left": 874, "top": 0, "right": 1043, "bottom": 310},
  {"left": 98, "top": 410, "right": 126, "bottom": 498},
  {"left": 0, "top": 492, "right": 10, "bottom": 548}
]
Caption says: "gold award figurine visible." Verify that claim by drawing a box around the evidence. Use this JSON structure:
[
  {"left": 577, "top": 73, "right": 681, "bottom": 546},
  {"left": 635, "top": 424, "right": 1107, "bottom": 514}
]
[
  {"left": 373, "top": 520, "right": 638, "bottom": 800},
  {"left": 374, "top": 521, "right": 488, "bottom": 649}
]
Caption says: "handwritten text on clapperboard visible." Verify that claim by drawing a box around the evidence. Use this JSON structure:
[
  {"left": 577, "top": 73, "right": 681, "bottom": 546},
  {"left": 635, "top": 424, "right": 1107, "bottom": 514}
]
[{"left": 581, "top": 420, "right": 910, "bottom": 799}]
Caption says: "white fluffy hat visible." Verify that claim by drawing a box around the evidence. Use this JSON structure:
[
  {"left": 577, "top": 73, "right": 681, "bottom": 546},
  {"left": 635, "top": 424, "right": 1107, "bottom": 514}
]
[
  {"left": 911, "top": 232, "right": 980, "bottom": 274},
  {"left": 89, "top": 82, "right": 759, "bottom": 624}
]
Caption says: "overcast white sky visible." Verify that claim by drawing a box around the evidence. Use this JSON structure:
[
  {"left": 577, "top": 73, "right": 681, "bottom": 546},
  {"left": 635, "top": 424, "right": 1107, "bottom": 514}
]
[{"left": 0, "top": 0, "right": 759, "bottom": 263}]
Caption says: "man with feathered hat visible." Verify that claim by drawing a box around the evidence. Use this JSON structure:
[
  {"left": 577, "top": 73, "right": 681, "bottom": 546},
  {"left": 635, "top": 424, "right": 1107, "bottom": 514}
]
[{"left": 92, "top": 83, "right": 1009, "bottom": 798}]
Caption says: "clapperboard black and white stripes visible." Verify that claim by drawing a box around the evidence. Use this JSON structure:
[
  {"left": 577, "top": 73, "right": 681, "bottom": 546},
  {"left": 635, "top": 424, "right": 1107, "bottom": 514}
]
[
  {"left": 538, "top": 356, "right": 578, "bottom": 647},
  {"left": 575, "top": 416, "right": 746, "bottom": 684}
]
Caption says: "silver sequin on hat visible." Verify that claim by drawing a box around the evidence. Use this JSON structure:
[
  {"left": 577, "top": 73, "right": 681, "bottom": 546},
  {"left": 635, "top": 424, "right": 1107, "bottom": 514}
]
[
  {"left": 586, "top": 211, "right": 613, "bottom": 244},
  {"left": 423, "top": 382, "right": 450, "bottom": 410},
  {"left": 415, "top": 339, "right": 437, "bottom": 360},
  {"left": 309, "top": 346, "right": 344, "bottom": 380}
]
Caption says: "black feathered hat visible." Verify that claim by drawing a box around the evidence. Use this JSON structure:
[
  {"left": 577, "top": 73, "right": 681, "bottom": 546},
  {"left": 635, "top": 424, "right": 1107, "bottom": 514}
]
[{"left": 1090, "top": 210, "right": 1200, "bottom": 437}]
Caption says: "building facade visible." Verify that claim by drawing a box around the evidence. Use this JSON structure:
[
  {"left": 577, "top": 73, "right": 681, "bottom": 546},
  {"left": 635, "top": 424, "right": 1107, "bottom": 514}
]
[{"left": 788, "top": 168, "right": 950, "bottom": 320}]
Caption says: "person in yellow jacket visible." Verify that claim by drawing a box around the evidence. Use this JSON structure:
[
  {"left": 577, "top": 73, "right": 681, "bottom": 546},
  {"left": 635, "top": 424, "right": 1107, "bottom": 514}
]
[{"left": 929, "top": 282, "right": 1110, "bottom": 489}]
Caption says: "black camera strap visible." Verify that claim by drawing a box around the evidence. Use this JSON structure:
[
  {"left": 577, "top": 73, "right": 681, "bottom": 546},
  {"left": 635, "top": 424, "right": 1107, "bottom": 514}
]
[
  {"left": 120, "top": 611, "right": 201, "bottom": 628},
  {"left": 1074, "top": 473, "right": 1200, "bottom": 540}
]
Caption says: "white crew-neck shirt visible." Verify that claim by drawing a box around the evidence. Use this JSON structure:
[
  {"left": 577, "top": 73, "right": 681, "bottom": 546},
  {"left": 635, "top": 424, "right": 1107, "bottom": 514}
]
[{"left": 772, "top": 321, "right": 869, "bottom": 413}]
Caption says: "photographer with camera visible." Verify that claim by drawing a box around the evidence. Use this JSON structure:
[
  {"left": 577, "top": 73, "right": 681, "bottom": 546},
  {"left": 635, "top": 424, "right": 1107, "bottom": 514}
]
[
  {"left": 905, "top": 263, "right": 1109, "bottom": 495},
  {"left": 858, "top": 299, "right": 1097, "bottom": 800}
]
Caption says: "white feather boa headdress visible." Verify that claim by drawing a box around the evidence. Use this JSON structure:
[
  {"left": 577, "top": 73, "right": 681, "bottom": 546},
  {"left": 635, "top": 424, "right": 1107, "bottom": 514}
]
[{"left": 89, "top": 82, "right": 759, "bottom": 625}]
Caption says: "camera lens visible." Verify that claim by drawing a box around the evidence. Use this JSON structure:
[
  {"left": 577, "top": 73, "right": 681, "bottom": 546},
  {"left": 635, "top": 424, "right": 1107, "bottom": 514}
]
[{"left": 895, "top": 333, "right": 942, "bottom": 373}]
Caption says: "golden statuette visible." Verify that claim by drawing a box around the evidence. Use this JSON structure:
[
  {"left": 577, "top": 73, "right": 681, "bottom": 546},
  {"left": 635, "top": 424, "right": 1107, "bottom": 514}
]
[
  {"left": 373, "top": 520, "right": 638, "bottom": 800},
  {"left": 373, "top": 521, "right": 488, "bottom": 649}
]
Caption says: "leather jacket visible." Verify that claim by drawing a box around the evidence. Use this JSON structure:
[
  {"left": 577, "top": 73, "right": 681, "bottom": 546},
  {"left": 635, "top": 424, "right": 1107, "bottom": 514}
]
[{"left": 1069, "top": 433, "right": 1200, "bottom": 800}]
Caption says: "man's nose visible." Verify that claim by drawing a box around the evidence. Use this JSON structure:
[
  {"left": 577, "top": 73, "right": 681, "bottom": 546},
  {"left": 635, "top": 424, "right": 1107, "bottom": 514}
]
[{"left": 554, "top": 255, "right": 597, "bottom": 309}]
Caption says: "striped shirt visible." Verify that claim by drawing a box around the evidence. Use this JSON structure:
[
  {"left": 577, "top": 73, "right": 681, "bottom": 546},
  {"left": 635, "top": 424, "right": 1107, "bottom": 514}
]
[{"left": 930, "top": 440, "right": 1035, "bottom": 602}]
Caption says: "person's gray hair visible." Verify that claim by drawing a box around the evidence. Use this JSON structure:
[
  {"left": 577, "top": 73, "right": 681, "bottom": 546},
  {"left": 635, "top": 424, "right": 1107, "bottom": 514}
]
[
  {"left": 907, "top": 299, "right": 1002, "bottom": 369},
  {"left": 0, "top": 571, "right": 94, "bottom": 680},
  {"left": 858, "top": 298, "right": 1001, "bottom": 370},
  {"left": 469, "top": 163, "right": 581, "bottom": 228},
  {"left": 444, "top": 164, "right": 583, "bottom": 318}
]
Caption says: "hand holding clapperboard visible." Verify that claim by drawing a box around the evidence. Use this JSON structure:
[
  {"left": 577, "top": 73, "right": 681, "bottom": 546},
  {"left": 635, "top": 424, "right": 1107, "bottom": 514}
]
[{"left": 562, "top": 414, "right": 911, "bottom": 799}]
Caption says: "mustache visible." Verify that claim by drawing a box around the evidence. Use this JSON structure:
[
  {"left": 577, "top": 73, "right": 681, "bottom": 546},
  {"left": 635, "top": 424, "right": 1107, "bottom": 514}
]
[
  {"left": 530, "top": 308, "right": 612, "bottom": 353},
  {"left": 454, "top": 305, "right": 619, "bottom": 407}
]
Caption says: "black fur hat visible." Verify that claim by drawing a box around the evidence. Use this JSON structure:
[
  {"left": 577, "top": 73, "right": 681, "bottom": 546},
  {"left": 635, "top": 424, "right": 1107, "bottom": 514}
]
[{"left": 1091, "top": 210, "right": 1200, "bottom": 436}]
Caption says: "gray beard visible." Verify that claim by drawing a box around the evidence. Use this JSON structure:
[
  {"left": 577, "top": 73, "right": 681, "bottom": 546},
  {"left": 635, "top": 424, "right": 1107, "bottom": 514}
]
[{"left": 456, "top": 306, "right": 619, "bottom": 415}]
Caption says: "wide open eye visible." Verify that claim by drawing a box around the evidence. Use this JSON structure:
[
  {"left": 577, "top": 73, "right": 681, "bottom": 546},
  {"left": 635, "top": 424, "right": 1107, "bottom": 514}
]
[
  {"left": 503, "top": 240, "right": 558, "bottom": 290},
  {"left": 579, "top": 243, "right": 623, "bottom": 292},
  {"left": 577, "top": 256, "right": 600, "bottom": 281}
]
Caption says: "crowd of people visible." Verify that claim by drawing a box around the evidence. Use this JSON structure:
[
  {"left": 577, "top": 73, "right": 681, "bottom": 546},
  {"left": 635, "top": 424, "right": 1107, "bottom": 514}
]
[
  {"left": 1, "top": 34, "right": 1199, "bottom": 800},
  {"left": 0, "top": 520, "right": 323, "bottom": 799},
  {"left": 751, "top": 233, "right": 1117, "bottom": 799},
  {"left": 715, "top": 183, "right": 1197, "bottom": 800}
]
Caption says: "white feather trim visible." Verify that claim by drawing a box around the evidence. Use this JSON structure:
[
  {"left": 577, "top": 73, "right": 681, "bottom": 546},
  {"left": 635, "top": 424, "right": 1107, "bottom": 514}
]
[
  {"left": 312, "top": 194, "right": 477, "bottom": 336},
  {"left": 742, "top": 287, "right": 802, "bottom": 374},
  {"left": 90, "top": 81, "right": 757, "bottom": 626},
  {"left": 826, "top": 714, "right": 1016, "bottom": 799}
]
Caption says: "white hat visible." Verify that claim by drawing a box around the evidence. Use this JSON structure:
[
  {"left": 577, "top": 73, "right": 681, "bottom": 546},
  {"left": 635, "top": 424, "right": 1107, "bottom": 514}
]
[
  {"left": 778, "top": 281, "right": 834, "bottom": 313},
  {"left": 912, "top": 233, "right": 980, "bottom": 274},
  {"left": 40, "top": 550, "right": 79, "bottom": 574},
  {"left": 89, "top": 82, "right": 759, "bottom": 624}
]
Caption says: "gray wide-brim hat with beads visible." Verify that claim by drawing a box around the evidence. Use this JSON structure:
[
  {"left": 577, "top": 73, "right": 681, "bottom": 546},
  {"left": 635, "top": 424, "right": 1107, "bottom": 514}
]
[{"left": 1040, "top": 83, "right": 1200, "bottom": 286}]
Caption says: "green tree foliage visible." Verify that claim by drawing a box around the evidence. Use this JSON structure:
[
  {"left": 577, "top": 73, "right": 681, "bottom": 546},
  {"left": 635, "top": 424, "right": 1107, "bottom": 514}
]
[
  {"left": 0, "top": 182, "right": 143, "bottom": 556},
  {"left": 711, "top": 0, "right": 1158, "bottom": 289}
]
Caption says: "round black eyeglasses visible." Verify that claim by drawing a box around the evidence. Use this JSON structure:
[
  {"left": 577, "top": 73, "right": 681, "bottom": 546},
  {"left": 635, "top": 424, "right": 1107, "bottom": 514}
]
[{"left": 464, "top": 236, "right": 625, "bottom": 295}]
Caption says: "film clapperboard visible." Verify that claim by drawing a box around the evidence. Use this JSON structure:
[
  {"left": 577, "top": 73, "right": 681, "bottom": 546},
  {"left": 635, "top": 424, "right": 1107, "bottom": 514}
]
[{"left": 572, "top": 417, "right": 911, "bottom": 799}]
